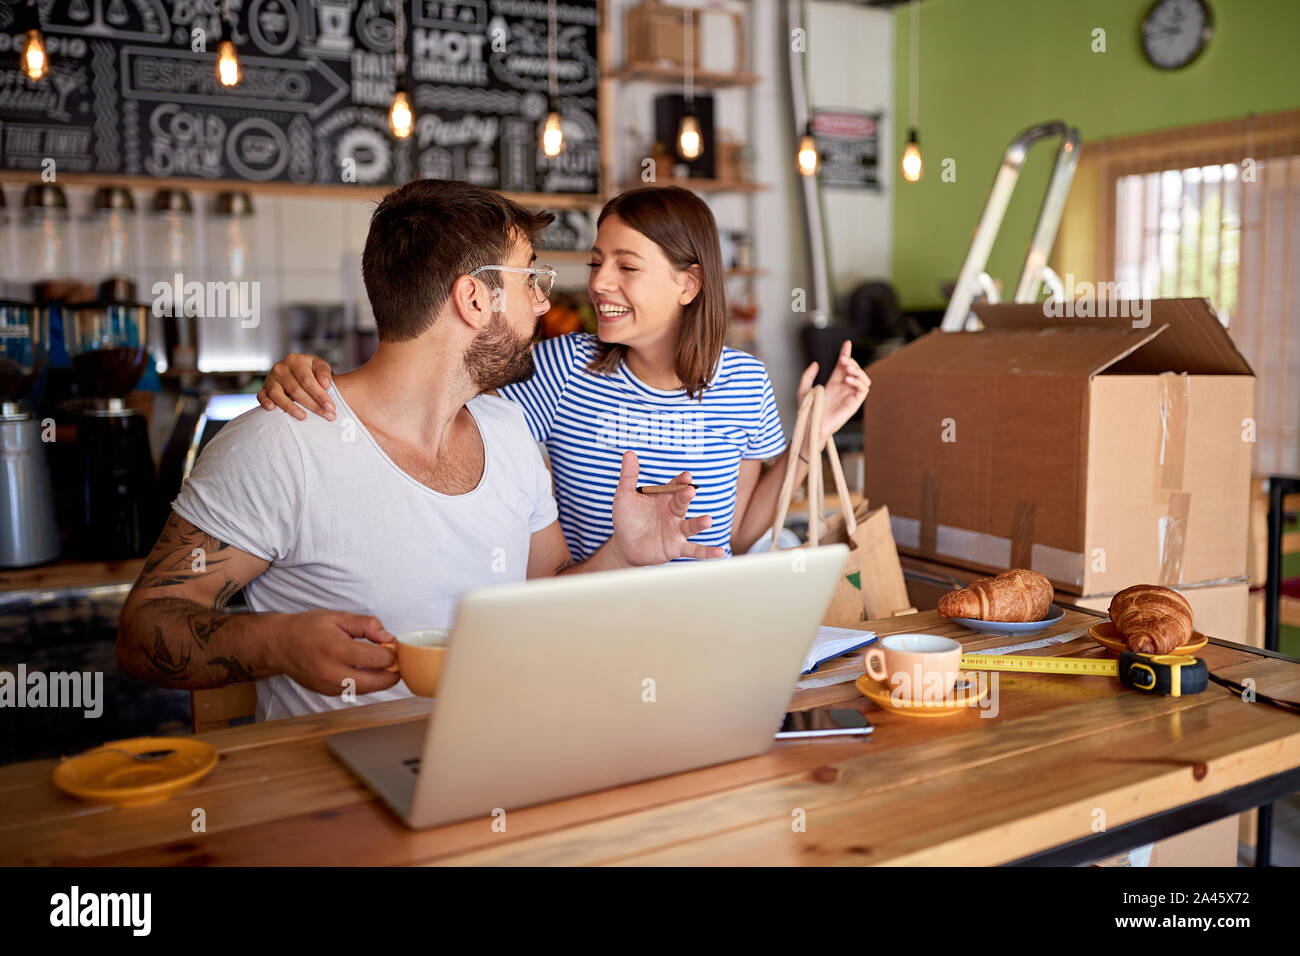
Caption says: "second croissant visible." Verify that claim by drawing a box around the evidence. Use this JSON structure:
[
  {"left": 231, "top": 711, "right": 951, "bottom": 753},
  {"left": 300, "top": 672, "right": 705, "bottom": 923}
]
[{"left": 937, "top": 569, "right": 1055, "bottom": 623}]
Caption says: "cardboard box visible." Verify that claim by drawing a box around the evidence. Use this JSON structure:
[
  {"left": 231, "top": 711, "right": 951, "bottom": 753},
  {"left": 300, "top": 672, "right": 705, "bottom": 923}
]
[
  {"left": 1090, "top": 815, "right": 1238, "bottom": 867},
  {"left": 864, "top": 299, "right": 1255, "bottom": 595},
  {"left": 625, "top": 2, "right": 697, "bottom": 68},
  {"left": 1075, "top": 579, "right": 1250, "bottom": 644}
]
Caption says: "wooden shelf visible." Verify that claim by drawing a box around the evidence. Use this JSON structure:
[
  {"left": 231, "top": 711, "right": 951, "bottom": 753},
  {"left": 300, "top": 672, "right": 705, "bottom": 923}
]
[
  {"left": 542, "top": 256, "right": 764, "bottom": 275},
  {"left": 0, "top": 171, "right": 604, "bottom": 211},
  {"left": 618, "top": 177, "right": 767, "bottom": 194},
  {"left": 0, "top": 557, "right": 145, "bottom": 596},
  {"left": 538, "top": 249, "right": 593, "bottom": 264},
  {"left": 606, "top": 63, "right": 762, "bottom": 88}
]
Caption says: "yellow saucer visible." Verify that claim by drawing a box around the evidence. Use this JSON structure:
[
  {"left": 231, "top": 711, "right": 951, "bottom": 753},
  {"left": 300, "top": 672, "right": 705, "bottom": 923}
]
[
  {"left": 1089, "top": 622, "right": 1208, "bottom": 658},
  {"left": 53, "top": 737, "right": 219, "bottom": 807},
  {"left": 855, "top": 674, "right": 990, "bottom": 718}
]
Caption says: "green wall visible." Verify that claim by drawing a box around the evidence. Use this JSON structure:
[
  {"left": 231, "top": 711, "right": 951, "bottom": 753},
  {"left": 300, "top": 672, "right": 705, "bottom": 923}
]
[{"left": 892, "top": 0, "right": 1300, "bottom": 310}]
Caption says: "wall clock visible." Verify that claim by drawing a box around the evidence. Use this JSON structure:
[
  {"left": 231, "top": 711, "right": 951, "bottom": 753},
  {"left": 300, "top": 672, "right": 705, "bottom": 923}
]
[{"left": 1141, "top": 0, "right": 1214, "bottom": 70}]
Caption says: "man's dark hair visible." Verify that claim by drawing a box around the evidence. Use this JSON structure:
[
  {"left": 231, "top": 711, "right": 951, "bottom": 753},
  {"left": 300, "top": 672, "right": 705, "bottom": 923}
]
[{"left": 361, "top": 179, "right": 554, "bottom": 342}]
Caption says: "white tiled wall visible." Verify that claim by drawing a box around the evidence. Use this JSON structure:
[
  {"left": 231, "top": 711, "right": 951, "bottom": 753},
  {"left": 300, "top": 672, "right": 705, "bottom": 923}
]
[{"left": 0, "top": 183, "right": 378, "bottom": 374}]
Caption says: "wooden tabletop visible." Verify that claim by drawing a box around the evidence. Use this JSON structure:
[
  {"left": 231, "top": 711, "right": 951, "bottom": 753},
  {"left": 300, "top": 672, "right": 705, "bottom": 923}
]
[
  {"left": 4, "top": 607, "right": 1299, "bottom": 866},
  {"left": 0, "top": 558, "right": 145, "bottom": 596}
]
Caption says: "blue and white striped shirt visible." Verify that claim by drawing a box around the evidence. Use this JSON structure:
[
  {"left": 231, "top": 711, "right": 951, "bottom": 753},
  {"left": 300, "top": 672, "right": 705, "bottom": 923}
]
[{"left": 498, "top": 333, "right": 787, "bottom": 561}]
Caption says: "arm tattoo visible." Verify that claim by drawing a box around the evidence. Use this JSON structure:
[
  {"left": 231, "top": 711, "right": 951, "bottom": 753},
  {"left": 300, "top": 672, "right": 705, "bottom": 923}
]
[
  {"left": 212, "top": 578, "right": 242, "bottom": 610},
  {"left": 140, "top": 597, "right": 235, "bottom": 649},
  {"left": 208, "top": 655, "right": 255, "bottom": 683},
  {"left": 136, "top": 516, "right": 239, "bottom": 592},
  {"left": 139, "top": 625, "right": 193, "bottom": 680},
  {"left": 127, "top": 515, "right": 255, "bottom": 685}
]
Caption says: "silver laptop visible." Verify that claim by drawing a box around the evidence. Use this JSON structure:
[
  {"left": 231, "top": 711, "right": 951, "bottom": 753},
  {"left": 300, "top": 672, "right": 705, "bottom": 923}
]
[{"left": 328, "top": 544, "right": 848, "bottom": 829}]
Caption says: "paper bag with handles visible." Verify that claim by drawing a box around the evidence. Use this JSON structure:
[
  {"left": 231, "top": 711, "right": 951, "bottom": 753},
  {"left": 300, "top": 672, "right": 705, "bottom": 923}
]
[{"left": 768, "top": 387, "right": 915, "bottom": 627}]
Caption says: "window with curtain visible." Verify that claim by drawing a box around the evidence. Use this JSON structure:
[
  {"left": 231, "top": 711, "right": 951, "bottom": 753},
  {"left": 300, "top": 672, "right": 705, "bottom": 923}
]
[{"left": 1063, "top": 110, "right": 1300, "bottom": 476}]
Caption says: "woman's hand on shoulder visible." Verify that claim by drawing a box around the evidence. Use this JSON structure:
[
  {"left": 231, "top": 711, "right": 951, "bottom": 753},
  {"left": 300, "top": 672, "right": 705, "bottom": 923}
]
[
  {"left": 257, "top": 354, "right": 336, "bottom": 421},
  {"left": 797, "top": 340, "right": 870, "bottom": 443}
]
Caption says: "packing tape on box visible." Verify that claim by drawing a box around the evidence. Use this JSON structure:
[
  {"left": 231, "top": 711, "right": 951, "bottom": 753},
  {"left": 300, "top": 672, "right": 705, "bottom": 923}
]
[
  {"left": 1156, "top": 374, "right": 1191, "bottom": 586},
  {"left": 1157, "top": 373, "right": 1189, "bottom": 492},
  {"left": 890, "top": 513, "right": 920, "bottom": 549},
  {"left": 1159, "top": 491, "right": 1191, "bottom": 586}
]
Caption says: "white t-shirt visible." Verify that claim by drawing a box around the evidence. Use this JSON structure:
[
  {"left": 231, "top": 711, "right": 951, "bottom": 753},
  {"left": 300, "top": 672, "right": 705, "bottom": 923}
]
[{"left": 172, "top": 383, "right": 558, "bottom": 720}]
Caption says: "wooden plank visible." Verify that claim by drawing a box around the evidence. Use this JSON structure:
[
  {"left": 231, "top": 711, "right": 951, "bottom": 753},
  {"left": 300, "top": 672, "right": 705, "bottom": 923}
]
[
  {"left": 617, "top": 177, "right": 768, "bottom": 194},
  {"left": 0, "top": 171, "right": 604, "bottom": 210},
  {"left": 0, "top": 558, "right": 144, "bottom": 594},
  {"left": 605, "top": 64, "right": 762, "bottom": 88}
]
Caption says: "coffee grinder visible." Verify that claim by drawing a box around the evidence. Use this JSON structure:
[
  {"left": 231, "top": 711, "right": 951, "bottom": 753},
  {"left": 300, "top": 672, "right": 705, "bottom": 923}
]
[
  {"left": 0, "top": 301, "right": 60, "bottom": 566},
  {"left": 65, "top": 299, "right": 160, "bottom": 559}
]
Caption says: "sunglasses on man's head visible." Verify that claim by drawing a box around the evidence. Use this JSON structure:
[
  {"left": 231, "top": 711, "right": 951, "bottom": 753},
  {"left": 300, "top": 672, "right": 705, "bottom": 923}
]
[{"left": 469, "top": 264, "right": 557, "bottom": 302}]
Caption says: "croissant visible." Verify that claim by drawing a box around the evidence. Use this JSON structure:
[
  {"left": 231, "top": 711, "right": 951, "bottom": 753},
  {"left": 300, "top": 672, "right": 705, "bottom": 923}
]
[
  {"left": 1108, "top": 585, "right": 1194, "bottom": 655},
  {"left": 937, "top": 569, "right": 1054, "bottom": 622}
]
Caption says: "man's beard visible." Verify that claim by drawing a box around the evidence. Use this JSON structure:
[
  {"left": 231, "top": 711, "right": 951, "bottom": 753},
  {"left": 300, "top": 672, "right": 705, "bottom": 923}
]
[{"left": 464, "top": 310, "right": 539, "bottom": 391}]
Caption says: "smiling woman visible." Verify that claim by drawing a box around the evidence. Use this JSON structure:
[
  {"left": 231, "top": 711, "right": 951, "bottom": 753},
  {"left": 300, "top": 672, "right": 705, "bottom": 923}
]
[{"left": 582, "top": 186, "right": 728, "bottom": 401}]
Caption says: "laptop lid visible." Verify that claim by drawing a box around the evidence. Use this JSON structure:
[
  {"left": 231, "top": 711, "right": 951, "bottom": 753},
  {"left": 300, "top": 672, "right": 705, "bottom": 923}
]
[{"left": 405, "top": 544, "right": 848, "bottom": 829}]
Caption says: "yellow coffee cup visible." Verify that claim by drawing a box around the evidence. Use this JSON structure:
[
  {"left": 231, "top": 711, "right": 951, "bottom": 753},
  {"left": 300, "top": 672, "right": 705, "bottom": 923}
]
[
  {"left": 863, "top": 633, "right": 969, "bottom": 702},
  {"left": 385, "top": 628, "right": 450, "bottom": 697}
]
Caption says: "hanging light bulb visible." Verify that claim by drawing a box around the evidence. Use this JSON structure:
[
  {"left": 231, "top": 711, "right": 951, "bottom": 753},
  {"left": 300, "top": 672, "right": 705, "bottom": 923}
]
[
  {"left": 540, "top": 0, "right": 564, "bottom": 157},
  {"left": 21, "top": 29, "right": 47, "bottom": 81},
  {"left": 19, "top": 1, "right": 48, "bottom": 82},
  {"left": 677, "top": 113, "right": 702, "bottom": 161},
  {"left": 901, "top": 2, "right": 923, "bottom": 184},
  {"left": 541, "top": 108, "right": 564, "bottom": 158},
  {"left": 901, "top": 128, "right": 923, "bottom": 183},
  {"left": 389, "top": 89, "right": 413, "bottom": 139},
  {"left": 216, "top": 40, "right": 241, "bottom": 87},
  {"left": 797, "top": 124, "right": 819, "bottom": 177},
  {"left": 676, "top": 6, "right": 703, "bottom": 164},
  {"left": 389, "top": 0, "right": 413, "bottom": 139}
]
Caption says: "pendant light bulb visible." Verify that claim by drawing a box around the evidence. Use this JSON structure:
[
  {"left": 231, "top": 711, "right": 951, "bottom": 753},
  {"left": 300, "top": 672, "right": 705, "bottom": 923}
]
[
  {"left": 677, "top": 113, "right": 702, "bottom": 161},
  {"left": 216, "top": 39, "right": 241, "bottom": 87},
  {"left": 389, "top": 89, "right": 413, "bottom": 139},
  {"left": 797, "top": 128, "right": 819, "bottom": 177},
  {"left": 22, "top": 28, "right": 47, "bottom": 81},
  {"left": 901, "top": 128, "right": 923, "bottom": 183},
  {"left": 541, "top": 109, "right": 564, "bottom": 158}
]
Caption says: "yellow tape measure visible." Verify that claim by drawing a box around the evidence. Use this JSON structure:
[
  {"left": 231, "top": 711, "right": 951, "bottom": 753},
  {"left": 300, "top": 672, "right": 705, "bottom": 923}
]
[{"left": 960, "top": 653, "right": 1209, "bottom": 697}]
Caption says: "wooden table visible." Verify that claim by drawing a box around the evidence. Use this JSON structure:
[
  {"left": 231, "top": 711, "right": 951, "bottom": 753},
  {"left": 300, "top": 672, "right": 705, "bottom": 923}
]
[
  {"left": 0, "top": 554, "right": 144, "bottom": 598},
  {"left": 4, "top": 607, "right": 1300, "bottom": 866}
]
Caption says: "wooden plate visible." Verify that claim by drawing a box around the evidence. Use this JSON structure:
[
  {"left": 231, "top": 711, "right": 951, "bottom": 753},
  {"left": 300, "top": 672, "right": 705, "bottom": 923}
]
[
  {"left": 53, "top": 737, "right": 219, "bottom": 807},
  {"left": 855, "top": 674, "right": 989, "bottom": 718},
  {"left": 1088, "top": 621, "right": 1208, "bottom": 658}
]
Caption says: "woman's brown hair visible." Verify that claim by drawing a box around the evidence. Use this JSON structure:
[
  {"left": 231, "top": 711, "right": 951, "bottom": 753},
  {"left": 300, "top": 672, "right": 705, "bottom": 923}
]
[{"left": 588, "top": 186, "right": 727, "bottom": 400}]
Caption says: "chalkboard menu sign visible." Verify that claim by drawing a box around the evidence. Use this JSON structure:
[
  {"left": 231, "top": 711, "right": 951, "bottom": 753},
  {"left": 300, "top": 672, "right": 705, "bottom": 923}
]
[
  {"left": 811, "top": 109, "right": 880, "bottom": 191},
  {"left": 0, "top": 0, "right": 600, "bottom": 192}
]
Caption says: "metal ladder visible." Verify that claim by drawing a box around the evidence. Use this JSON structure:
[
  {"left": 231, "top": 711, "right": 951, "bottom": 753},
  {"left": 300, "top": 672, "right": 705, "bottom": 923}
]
[{"left": 940, "top": 121, "right": 1082, "bottom": 332}]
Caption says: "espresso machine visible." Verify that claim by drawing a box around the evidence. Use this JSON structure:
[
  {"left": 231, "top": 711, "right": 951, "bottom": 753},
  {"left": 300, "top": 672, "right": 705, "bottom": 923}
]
[
  {"left": 64, "top": 299, "right": 160, "bottom": 559},
  {"left": 0, "top": 301, "right": 60, "bottom": 566}
]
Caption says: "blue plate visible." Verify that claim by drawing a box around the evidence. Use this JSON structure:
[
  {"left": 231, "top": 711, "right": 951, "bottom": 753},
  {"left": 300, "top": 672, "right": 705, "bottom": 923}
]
[{"left": 949, "top": 603, "right": 1066, "bottom": 635}]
